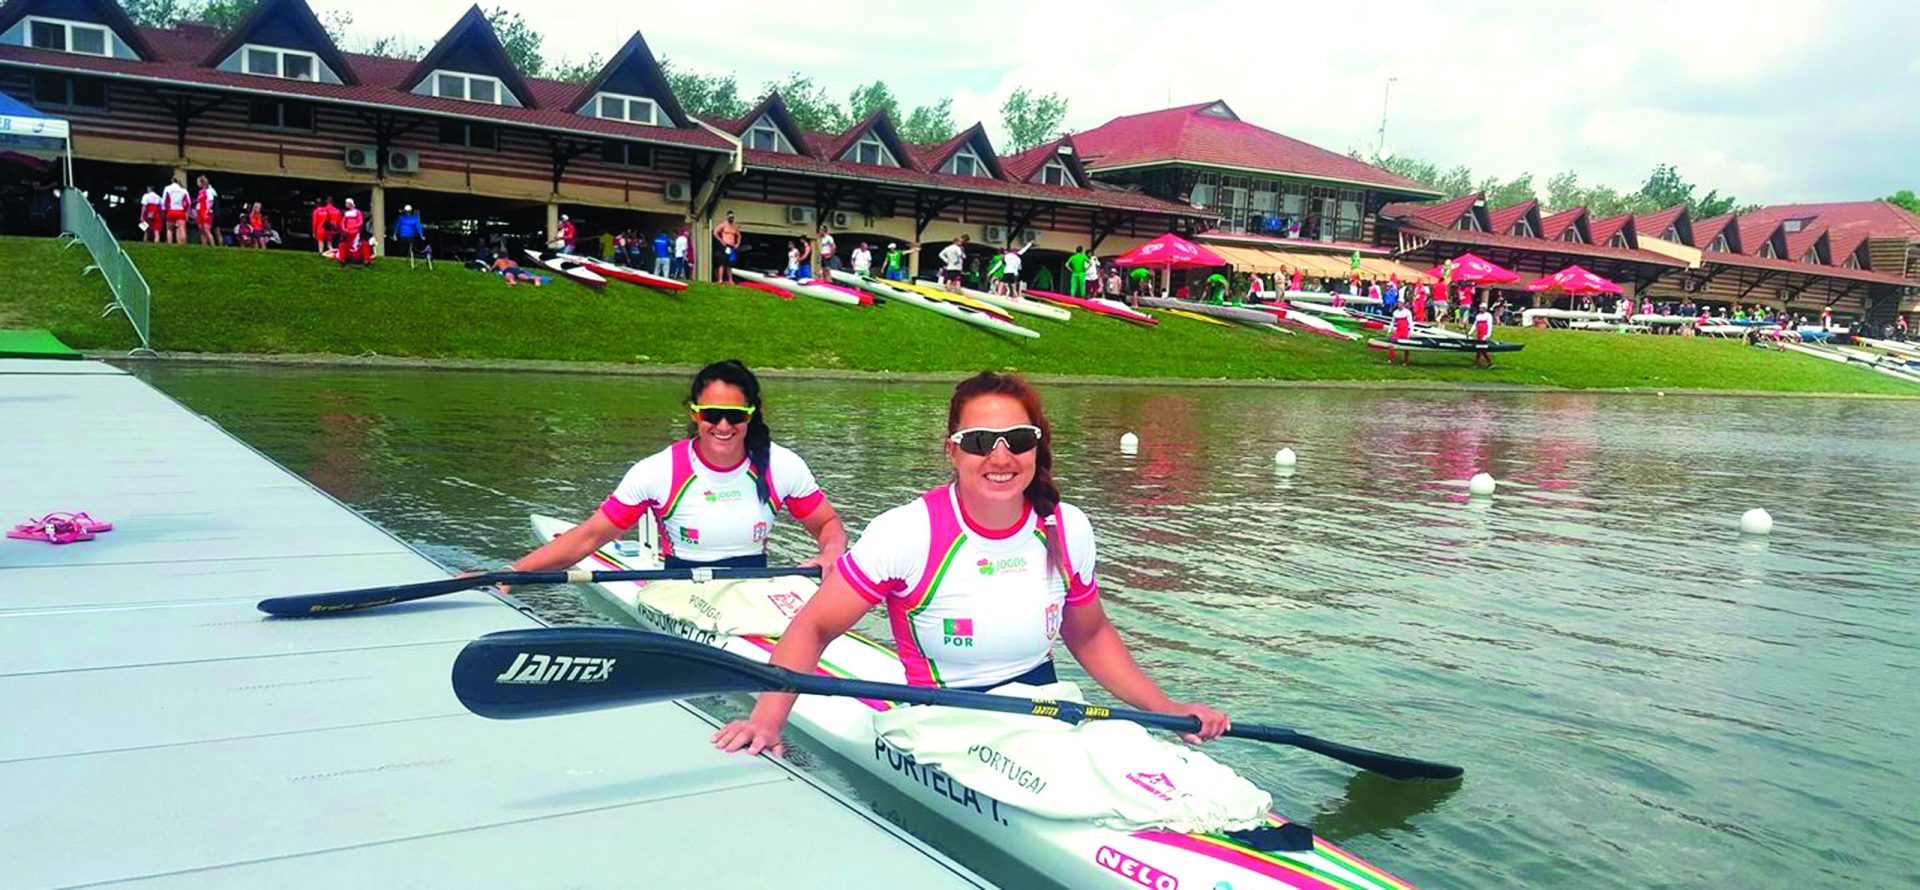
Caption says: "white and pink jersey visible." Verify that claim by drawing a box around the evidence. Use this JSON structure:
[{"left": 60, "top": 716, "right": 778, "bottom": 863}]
[
  {"left": 838, "top": 486, "right": 1098, "bottom": 689},
  {"left": 1473, "top": 311, "right": 1493, "bottom": 340},
  {"left": 1392, "top": 306, "right": 1414, "bottom": 339},
  {"left": 600, "top": 439, "right": 825, "bottom": 561}
]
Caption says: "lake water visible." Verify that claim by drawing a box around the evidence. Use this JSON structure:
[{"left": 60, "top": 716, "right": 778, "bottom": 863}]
[{"left": 138, "top": 363, "right": 1920, "bottom": 889}]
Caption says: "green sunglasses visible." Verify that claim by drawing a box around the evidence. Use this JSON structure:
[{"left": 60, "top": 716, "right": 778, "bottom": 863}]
[{"left": 690, "top": 404, "right": 756, "bottom": 425}]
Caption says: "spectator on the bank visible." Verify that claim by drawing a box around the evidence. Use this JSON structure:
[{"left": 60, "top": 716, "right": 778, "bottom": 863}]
[
  {"left": 138, "top": 185, "right": 162, "bottom": 243},
  {"left": 792, "top": 233, "right": 811, "bottom": 279},
  {"left": 161, "top": 176, "right": 190, "bottom": 244},
  {"left": 393, "top": 204, "right": 423, "bottom": 257},
  {"left": 556, "top": 214, "right": 577, "bottom": 253},
  {"left": 1898, "top": 314, "right": 1910, "bottom": 340},
  {"left": 714, "top": 211, "right": 740, "bottom": 283},
  {"left": 785, "top": 239, "right": 801, "bottom": 278},
  {"left": 492, "top": 255, "right": 547, "bottom": 286},
  {"left": 310, "top": 198, "right": 332, "bottom": 254},
  {"left": 672, "top": 228, "right": 691, "bottom": 279},
  {"left": 1106, "top": 267, "right": 1122, "bottom": 298},
  {"left": 235, "top": 202, "right": 272, "bottom": 249},
  {"left": 612, "top": 230, "right": 631, "bottom": 267},
  {"left": 652, "top": 230, "right": 672, "bottom": 277},
  {"left": 191, "top": 176, "right": 218, "bottom": 246},
  {"left": 851, "top": 242, "right": 873, "bottom": 278},
  {"left": 817, "top": 225, "right": 838, "bottom": 272}
]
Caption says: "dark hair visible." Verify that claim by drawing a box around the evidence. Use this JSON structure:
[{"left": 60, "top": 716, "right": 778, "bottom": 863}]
[
  {"left": 688, "top": 359, "right": 773, "bottom": 506},
  {"left": 946, "top": 371, "right": 1060, "bottom": 520}
]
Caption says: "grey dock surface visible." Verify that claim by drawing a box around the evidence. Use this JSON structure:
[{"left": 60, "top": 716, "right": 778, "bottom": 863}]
[{"left": 0, "top": 359, "right": 987, "bottom": 889}]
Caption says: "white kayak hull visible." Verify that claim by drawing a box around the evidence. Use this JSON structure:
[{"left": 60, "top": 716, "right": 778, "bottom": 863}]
[
  {"left": 916, "top": 279, "right": 1073, "bottom": 322},
  {"left": 1138, "top": 297, "right": 1280, "bottom": 330},
  {"left": 731, "top": 268, "right": 864, "bottom": 306},
  {"left": 831, "top": 272, "right": 1040, "bottom": 339},
  {"left": 529, "top": 515, "right": 1418, "bottom": 890}
]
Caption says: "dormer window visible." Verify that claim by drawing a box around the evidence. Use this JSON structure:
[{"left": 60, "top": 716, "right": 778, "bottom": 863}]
[
  {"left": 943, "top": 145, "right": 987, "bottom": 177},
  {"left": 1036, "top": 157, "right": 1073, "bottom": 186},
  {"left": 1456, "top": 214, "right": 1482, "bottom": 232},
  {"left": 25, "top": 16, "right": 109, "bottom": 56},
  {"left": 1758, "top": 241, "right": 1778, "bottom": 259},
  {"left": 1509, "top": 220, "right": 1534, "bottom": 237},
  {"left": 1707, "top": 233, "right": 1730, "bottom": 252},
  {"left": 241, "top": 45, "right": 319, "bottom": 81},
  {"left": 1781, "top": 218, "right": 1810, "bottom": 233},
  {"left": 745, "top": 115, "right": 795, "bottom": 153},
  {"left": 843, "top": 133, "right": 897, "bottom": 167},
  {"left": 590, "top": 92, "right": 660, "bottom": 126},
  {"left": 1842, "top": 253, "right": 1861, "bottom": 269},
  {"left": 429, "top": 70, "right": 505, "bottom": 104},
  {"left": 1561, "top": 227, "right": 1584, "bottom": 243},
  {"left": 1608, "top": 232, "right": 1630, "bottom": 248},
  {"left": 1661, "top": 225, "right": 1679, "bottom": 241}
]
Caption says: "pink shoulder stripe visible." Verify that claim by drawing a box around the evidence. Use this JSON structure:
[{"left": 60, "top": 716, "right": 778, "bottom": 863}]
[
  {"left": 836, "top": 552, "right": 900, "bottom": 605},
  {"left": 902, "top": 486, "right": 962, "bottom": 610},
  {"left": 1053, "top": 505, "right": 1100, "bottom": 606},
  {"left": 598, "top": 496, "right": 654, "bottom": 531}
]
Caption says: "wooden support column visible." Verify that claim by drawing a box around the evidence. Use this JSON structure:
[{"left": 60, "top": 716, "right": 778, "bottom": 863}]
[{"left": 370, "top": 185, "right": 386, "bottom": 257}]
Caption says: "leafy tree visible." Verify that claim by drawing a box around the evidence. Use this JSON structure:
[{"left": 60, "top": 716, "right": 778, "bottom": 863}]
[
  {"left": 121, "top": 0, "right": 199, "bottom": 26},
  {"left": 197, "top": 0, "right": 254, "bottom": 30},
  {"left": 1888, "top": 190, "right": 1920, "bottom": 215},
  {"left": 759, "top": 72, "right": 846, "bottom": 132},
  {"left": 659, "top": 57, "right": 748, "bottom": 119},
  {"left": 1636, "top": 163, "right": 1693, "bottom": 209},
  {"left": 486, "top": 6, "right": 544, "bottom": 76},
  {"left": 899, "top": 97, "right": 957, "bottom": 143},
  {"left": 1693, "top": 190, "right": 1738, "bottom": 219},
  {"left": 846, "top": 81, "right": 900, "bottom": 123},
  {"left": 1477, "top": 173, "right": 1538, "bottom": 208},
  {"left": 549, "top": 54, "right": 603, "bottom": 85},
  {"left": 362, "top": 34, "right": 427, "bottom": 60},
  {"left": 1000, "top": 87, "right": 1067, "bottom": 152}
]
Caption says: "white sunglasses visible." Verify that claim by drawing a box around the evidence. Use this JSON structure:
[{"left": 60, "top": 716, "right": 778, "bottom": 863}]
[{"left": 947, "top": 425, "right": 1043, "bottom": 456}]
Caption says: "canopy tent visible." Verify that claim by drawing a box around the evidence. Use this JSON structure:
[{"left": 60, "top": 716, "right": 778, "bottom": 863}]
[
  {"left": 1114, "top": 233, "right": 1227, "bottom": 269},
  {"left": 0, "top": 92, "right": 72, "bottom": 185},
  {"left": 1525, "top": 264, "right": 1623, "bottom": 295},
  {"left": 1427, "top": 252, "right": 1518, "bottom": 286}
]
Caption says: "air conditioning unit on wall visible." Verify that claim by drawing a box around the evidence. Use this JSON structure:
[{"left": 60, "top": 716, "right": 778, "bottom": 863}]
[
  {"left": 386, "top": 150, "right": 420, "bottom": 175},
  {"left": 982, "top": 225, "right": 1008, "bottom": 244},
  {"left": 830, "top": 211, "right": 851, "bottom": 229},
  {"left": 785, "top": 206, "right": 816, "bottom": 226},
  {"left": 343, "top": 144, "right": 378, "bottom": 171},
  {"left": 663, "top": 182, "right": 691, "bottom": 202},
  {"left": 1020, "top": 229, "right": 1041, "bottom": 244}
]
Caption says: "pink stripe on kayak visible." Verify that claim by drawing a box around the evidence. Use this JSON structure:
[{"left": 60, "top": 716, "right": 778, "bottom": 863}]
[{"left": 1128, "top": 830, "right": 1343, "bottom": 890}]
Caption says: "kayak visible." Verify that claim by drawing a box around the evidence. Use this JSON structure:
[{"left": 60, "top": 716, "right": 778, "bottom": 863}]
[
  {"left": 1282, "top": 301, "right": 1387, "bottom": 332},
  {"left": 832, "top": 272, "right": 1040, "bottom": 339},
  {"left": 530, "top": 514, "right": 1420, "bottom": 890},
  {"left": 1025, "top": 289, "right": 1158, "bottom": 326},
  {"left": 915, "top": 279, "right": 1072, "bottom": 322},
  {"left": 1139, "top": 297, "right": 1280, "bottom": 330},
  {"left": 886, "top": 278, "right": 1014, "bottom": 320},
  {"left": 1521, "top": 308, "right": 1623, "bottom": 324},
  {"left": 737, "top": 280, "right": 795, "bottom": 300},
  {"left": 1859, "top": 337, "right": 1920, "bottom": 359},
  {"left": 554, "top": 253, "right": 688, "bottom": 292},
  {"left": 1368, "top": 336, "right": 1524, "bottom": 354},
  {"left": 1284, "top": 290, "right": 1382, "bottom": 307},
  {"left": 1260, "top": 304, "right": 1362, "bottom": 341},
  {"left": 524, "top": 250, "right": 606, "bottom": 289},
  {"left": 732, "top": 269, "right": 865, "bottom": 307},
  {"left": 1158, "top": 307, "right": 1232, "bottom": 327}
]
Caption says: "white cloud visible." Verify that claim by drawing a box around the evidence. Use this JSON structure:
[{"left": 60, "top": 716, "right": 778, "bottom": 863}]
[{"left": 311, "top": 0, "right": 1920, "bottom": 204}]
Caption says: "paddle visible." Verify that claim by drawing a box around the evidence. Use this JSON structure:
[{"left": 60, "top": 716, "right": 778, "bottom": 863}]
[
  {"left": 257, "top": 566, "right": 822, "bottom": 617},
  {"left": 451, "top": 628, "right": 1463, "bottom": 781}
]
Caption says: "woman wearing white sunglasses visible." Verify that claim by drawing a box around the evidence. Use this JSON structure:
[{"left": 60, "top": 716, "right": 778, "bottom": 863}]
[{"left": 714, "top": 371, "right": 1228, "bottom": 756}]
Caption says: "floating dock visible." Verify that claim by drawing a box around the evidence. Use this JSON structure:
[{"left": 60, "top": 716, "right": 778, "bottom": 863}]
[{"left": 0, "top": 359, "right": 986, "bottom": 888}]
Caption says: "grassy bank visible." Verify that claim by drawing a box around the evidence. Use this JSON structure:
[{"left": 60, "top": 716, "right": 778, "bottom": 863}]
[{"left": 4, "top": 235, "right": 1912, "bottom": 395}]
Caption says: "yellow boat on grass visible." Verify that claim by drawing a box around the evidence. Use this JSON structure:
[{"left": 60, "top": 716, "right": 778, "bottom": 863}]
[{"left": 886, "top": 278, "right": 1013, "bottom": 320}]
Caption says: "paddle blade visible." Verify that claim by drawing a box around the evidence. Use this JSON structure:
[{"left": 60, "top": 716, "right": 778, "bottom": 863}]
[
  {"left": 451, "top": 628, "right": 790, "bottom": 719},
  {"left": 258, "top": 575, "right": 496, "bottom": 616},
  {"left": 1233, "top": 725, "right": 1463, "bottom": 781}
]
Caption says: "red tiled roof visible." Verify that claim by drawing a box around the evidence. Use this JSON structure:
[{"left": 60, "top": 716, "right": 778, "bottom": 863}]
[
  {"left": 913, "top": 123, "right": 1004, "bottom": 179},
  {"left": 1633, "top": 204, "right": 1688, "bottom": 242},
  {"left": 1398, "top": 219, "right": 1686, "bottom": 268},
  {"left": 1486, "top": 200, "right": 1538, "bottom": 235},
  {"left": 998, "top": 139, "right": 1055, "bottom": 182},
  {"left": 1072, "top": 100, "right": 1438, "bottom": 196},
  {"left": 1738, "top": 200, "right": 1920, "bottom": 244},
  {"left": 735, "top": 147, "right": 1194, "bottom": 215},
  {"left": 1381, "top": 192, "right": 1479, "bottom": 228},
  {"left": 1701, "top": 246, "right": 1914, "bottom": 287},
  {"left": 1736, "top": 217, "right": 1783, "bottom": 257},
  {"left": 1783, "top": 226, "right": 1827, "bottom": 263},
  {"left": 1828, "top": 227, "right": 1870, "bottom": 266},
  {"left": 1693, "top": 214, "right": 1737, "bottom": 250},
  {"left": 1539, "top": 207, "right": 1588, "bottom": 242},
  {"left": 0, "top": 24, "right": 731, "bottom": 151},
  {"left": 1587, "top": 213, "right": 1634, "bottom": 247}
]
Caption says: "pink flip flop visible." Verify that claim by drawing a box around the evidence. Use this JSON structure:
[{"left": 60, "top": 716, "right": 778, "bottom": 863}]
[{"left": 8, "top": 515, "right": 96, "bottom": 545}]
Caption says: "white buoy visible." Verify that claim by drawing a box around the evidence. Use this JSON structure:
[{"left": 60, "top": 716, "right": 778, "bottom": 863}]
[
  {"left": 1119, "top": 432, "right": 1138, "bottom": 453},
  {"left": 1740, "top": 508, "right": 1773, "bottom": 535},
  {"left": 1273, "top": 447, "right": 1297, "bottom": 467},
  {"left": 1468, "top": 472, "right": 1497, "bottom": 497}
]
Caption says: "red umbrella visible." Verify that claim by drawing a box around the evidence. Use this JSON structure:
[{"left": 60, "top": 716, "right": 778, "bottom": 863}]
[
  {"left": 1114, "top": 233, "right": 1228, "bottom": 268},
  {"left": 1425, "top": 252, "right": 1519, "bottom": 285},
  {"left": 1525, "top": 264, "right": 1623, "bottom": 295}
]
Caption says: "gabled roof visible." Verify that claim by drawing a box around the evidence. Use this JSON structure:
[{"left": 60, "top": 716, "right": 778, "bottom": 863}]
[
  {"left": 0, "top": 0, "right": 154, "bottom": 59},
  {"left": 1486, "top": 200, "right": 1541, "bottom": 236},
  {"left": 1381, "top": 192, "right": 1481, "bottom": 229},
  {"left": 1073, "top": 100, "right": 1437, "bottom": 196},
  {"left": 1783, "top": 225, "right": 1829, "bottom": 264},
  {"left": 1736, "top": 216, "right": 1784, "bottom": 257},
  {"left": 1395, "top": 217, "right": 1687, "bottom": 269},
  {"left": 199, "top": 0, "right": 358, "bottom": 85},
  {"left": 1634, "top": 204, "right": 1691, "bottom": 245},
  {"left": 1827, "top": 227, "right": 1870, "bottom": 266},
  {"left": 1737, "top": 200, "right": 1920, "bottom": 243},
  {"left": 717, "top": 92, "right": 814, "bottom": 155},
  {"left": 1587, "top": 214, "right": 1635, "bottom": 247},
  {"left": 1539, "top": 207, "right": 1590, "bottom": 242},
  {"left": 1693, "top": 214, "right": 1738, "bottom": 251},
  {"left": 400, "top": 4, "right": 538, "bottom": 108},
  {"left": 820, "top": 108, "right": 921, "bottom": 171},
  {"left": 999, "top": 134, "right": 1091, "bottom": 186},
  {"left": 916, "top": 123, "right": 1004, "bottom": 179},
  {"left": 565, "top": 31, "right": 688, "bottom": 127}
]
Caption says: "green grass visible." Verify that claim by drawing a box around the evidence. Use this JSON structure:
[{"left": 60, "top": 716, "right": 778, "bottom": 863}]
[{"left": 3, "top": 235, "right": 1912, "bottom": 395}]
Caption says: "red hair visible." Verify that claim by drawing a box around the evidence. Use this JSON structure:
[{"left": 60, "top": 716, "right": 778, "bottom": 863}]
[{"left": 946, "top": 371, "right": 1061, "bottom": 521}]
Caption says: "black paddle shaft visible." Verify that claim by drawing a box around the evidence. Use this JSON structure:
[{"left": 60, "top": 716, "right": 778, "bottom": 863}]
[
  {"left": 450, "top": 628, "right": 1463, "bottom": 781},
  {"left": 257, "top": 566, "right": 821, "bottom": 617}
]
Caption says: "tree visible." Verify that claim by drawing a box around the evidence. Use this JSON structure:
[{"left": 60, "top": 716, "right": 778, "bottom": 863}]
[
  {"left": 549, "top": 54, "right": 603, "bottom": 85},
  {"left": 658, "top": 57, "right": 748, "bottom": 120},
  {"left": 121, "top": 0, "right": 199, "bottom": 26},
  {"left": 362, "top": 34, "right": 426, "bottom": 60},
  {"left": 1000, "top": 87, "right": 1067, "bottom": 153},
  {"left": 846, "top": 81, "right": 900, "bottom": 123},
  {"left": 1693, "top": 189, "right": 1738, "bottom": 219},
  {"left": 1888, "top": 190, "right": 1920, "bottom": 215},
  {"left": 197, "top": 0, "right": 254, "bottom": 30},
  {"left": 899, "top": 97, "right": 956, "bottom": 144},
  {"left": 759, "top": 72, "right": 846, "bottom": 132},
  {"left": 1477, "top": 172, "right": 1537, "bottom": 208},
  {"left": 1636, "top": 163, "right": 1693, "bottom": 210},
  {"left": 486, "top": 6, "right": 544, "bottom": 76}
]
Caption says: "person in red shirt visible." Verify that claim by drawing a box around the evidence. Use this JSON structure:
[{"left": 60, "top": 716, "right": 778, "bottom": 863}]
[
  {"left": 311, "top": 197, "right": 335, "bottom": 255},
  {"left": 192, "top": 176, "right": 218, "bottom": 246},
  {"left": 334, "top": 199, "right": 372, "bottom": 265},
  {"left": 556, "top": 214, "right": 577, "bottom": 253},
  {"left": 324, "top": 199, "right": 344, "bottom": 252}
]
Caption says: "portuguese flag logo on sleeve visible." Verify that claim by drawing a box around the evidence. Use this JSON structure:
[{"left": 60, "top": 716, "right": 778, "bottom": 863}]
[{"left": 942, "top": 617, "right": 974, "bottom": 647}]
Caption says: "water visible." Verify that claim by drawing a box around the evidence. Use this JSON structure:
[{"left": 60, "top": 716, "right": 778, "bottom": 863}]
[{"left": 137, "top": 363, "right": 1920, "bottom": 888}]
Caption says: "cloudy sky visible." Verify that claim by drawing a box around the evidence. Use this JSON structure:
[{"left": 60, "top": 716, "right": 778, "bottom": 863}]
[{"left": 311, "top": 0, "right": 1919, "bottom": 205}]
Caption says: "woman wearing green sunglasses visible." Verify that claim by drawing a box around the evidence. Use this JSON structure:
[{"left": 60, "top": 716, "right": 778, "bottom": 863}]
[
  {"left": 510, "top": 359, "right": 846, "bottom": 572},
  {"left": 715, "top": 371, "right": 1227, "bottom": 756}
]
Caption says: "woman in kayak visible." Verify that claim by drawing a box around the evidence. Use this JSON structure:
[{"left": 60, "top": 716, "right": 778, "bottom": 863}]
[
  {"left": 507, "top": 359, "right": 847, "bottom": 573},
  {"left": 715, "top": 372, "right": 1229, "bottom": 756}
]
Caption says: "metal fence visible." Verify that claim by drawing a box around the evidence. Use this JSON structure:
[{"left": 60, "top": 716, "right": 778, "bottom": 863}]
[{"left": 60, "top": 190, "right": 154, "bottom": 355}]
